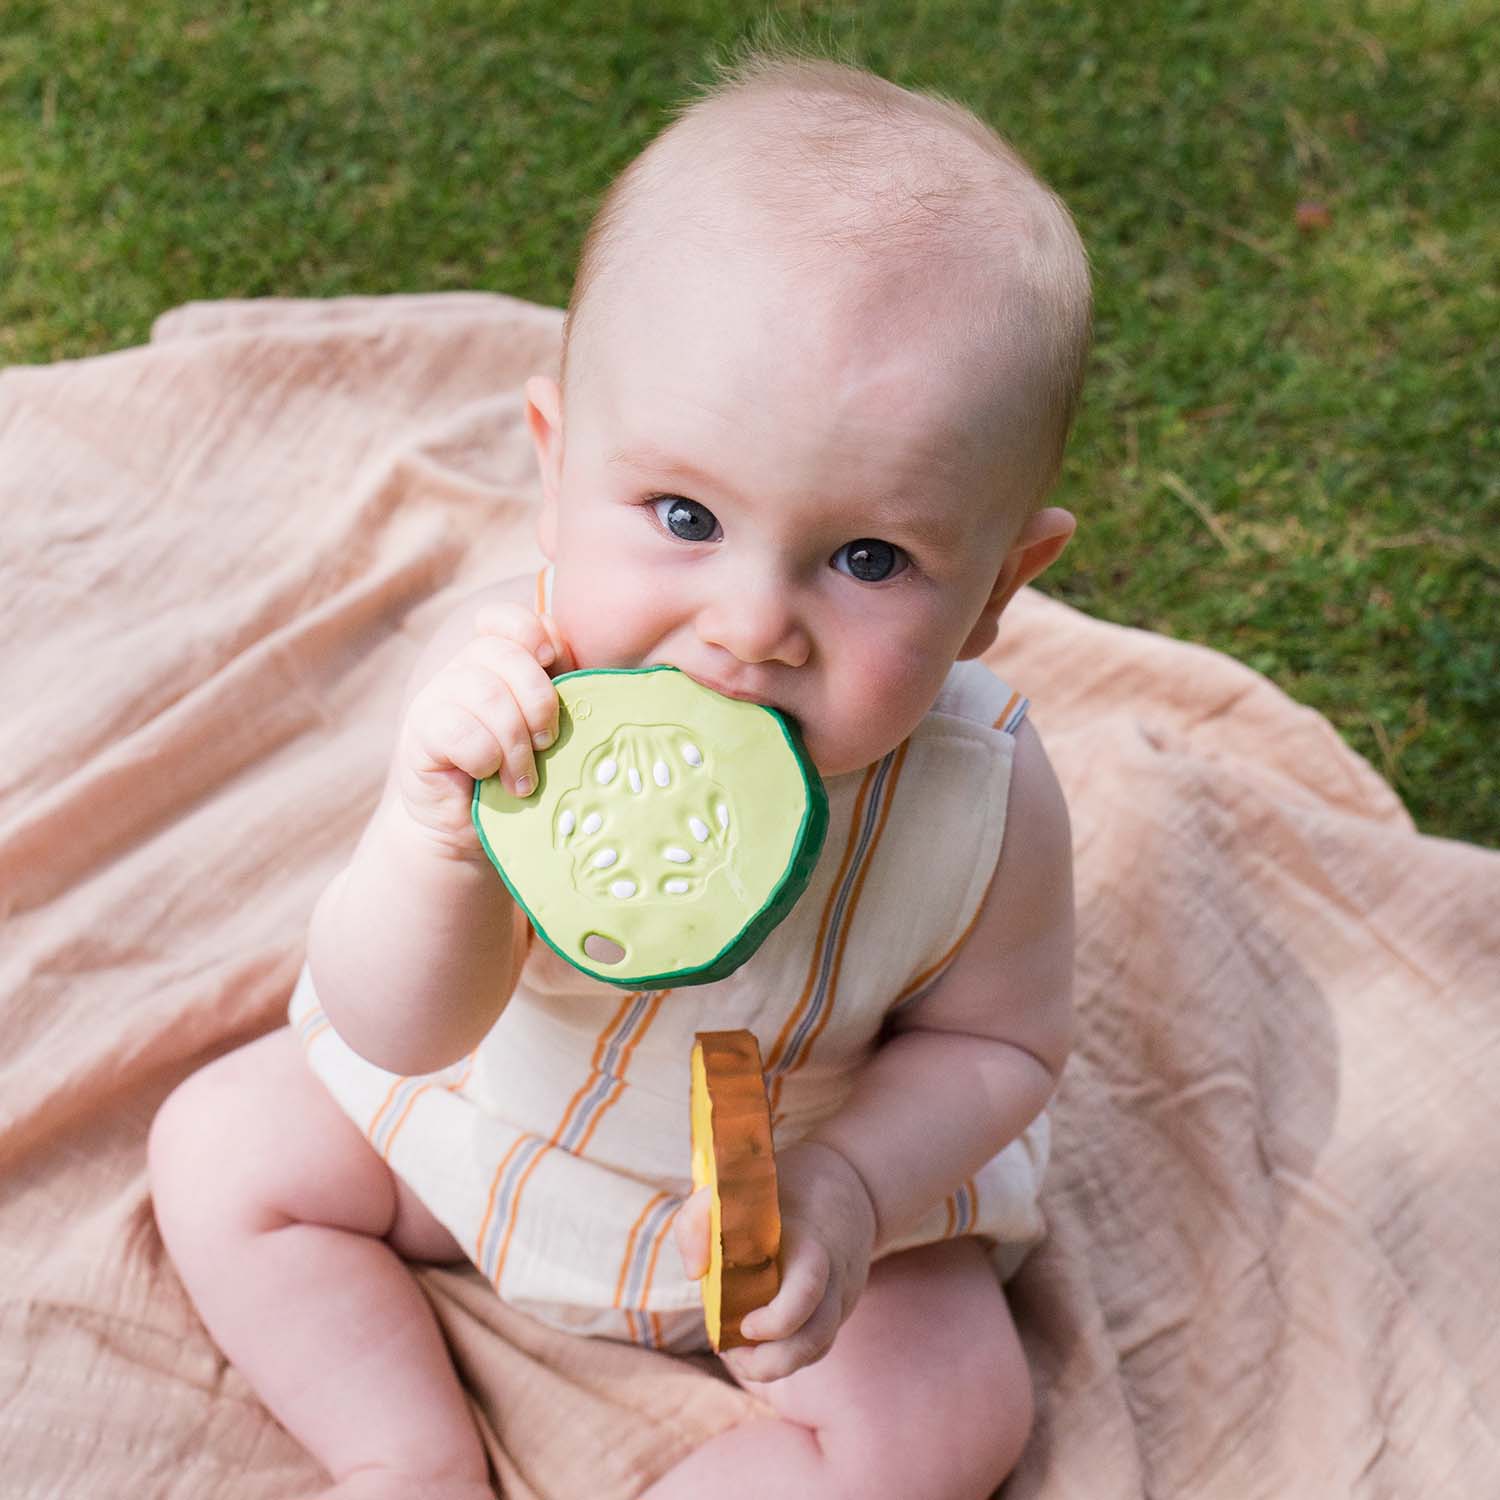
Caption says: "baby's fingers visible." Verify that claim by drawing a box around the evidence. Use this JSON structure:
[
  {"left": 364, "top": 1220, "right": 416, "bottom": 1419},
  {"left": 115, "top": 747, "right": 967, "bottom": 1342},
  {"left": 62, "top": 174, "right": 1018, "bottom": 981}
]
[
  {"left": 464, "top": 635, "right": 560, "bottom": 760},
  {"left": 408, "top": 673, "right": 534, "bottom": 794},
  {"left": 722, "top": 1236, "right": 840, "bottom": 1382},
  {"left": 740, "top": 1234, "right": 828, "bottom": 1346},
  {"left": 473, "top": 602, "right": 572, "bottom": 676},
  {"left": 727, "top": 1282, "right": 842, "bottom": 1384}
]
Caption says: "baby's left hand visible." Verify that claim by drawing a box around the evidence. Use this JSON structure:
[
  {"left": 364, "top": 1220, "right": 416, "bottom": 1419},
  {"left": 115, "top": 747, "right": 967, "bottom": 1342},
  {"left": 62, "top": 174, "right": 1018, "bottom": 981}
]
[{"left": 676, "top": 1139, "right": 878, "bottom": 1384}]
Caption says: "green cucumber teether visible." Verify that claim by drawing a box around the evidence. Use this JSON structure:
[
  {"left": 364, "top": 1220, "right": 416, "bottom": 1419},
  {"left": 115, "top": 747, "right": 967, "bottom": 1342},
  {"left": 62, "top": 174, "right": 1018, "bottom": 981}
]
[{"left": 471, "top": 666, "right": 828, "bottom": 988}]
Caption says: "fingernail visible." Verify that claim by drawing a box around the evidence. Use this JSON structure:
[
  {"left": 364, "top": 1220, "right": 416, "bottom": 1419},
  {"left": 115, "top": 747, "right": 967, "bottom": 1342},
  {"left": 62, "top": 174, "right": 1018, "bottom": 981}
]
[
  {"left": 533, "top": 730, "right": 552, "bottom": 750},
  {"left": 536, "top": 643, "right": 555, "bottom": 667},
  {"left": 515, "top": 775, "right": 534, "bottom": 797}
]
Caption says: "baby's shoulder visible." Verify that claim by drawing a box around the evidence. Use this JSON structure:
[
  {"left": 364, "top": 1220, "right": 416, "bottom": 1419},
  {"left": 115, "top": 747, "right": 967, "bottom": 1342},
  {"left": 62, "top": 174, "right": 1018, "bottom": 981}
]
[
  {"left": 926, "top": 658, "right": 1029, "bottom": 734},
  {"left": 917, "top": 659, "right": 1067, "bottom": 860}
]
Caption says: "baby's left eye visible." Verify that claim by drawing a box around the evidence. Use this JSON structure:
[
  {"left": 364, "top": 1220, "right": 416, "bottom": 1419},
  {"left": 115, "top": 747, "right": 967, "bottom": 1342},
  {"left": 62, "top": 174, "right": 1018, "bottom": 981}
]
[
  {"left": 652, "top": 495, "right": 721, "bottom": 543},
  {"left": 831, "top": 538, "right": 908, "bottom": 583}
]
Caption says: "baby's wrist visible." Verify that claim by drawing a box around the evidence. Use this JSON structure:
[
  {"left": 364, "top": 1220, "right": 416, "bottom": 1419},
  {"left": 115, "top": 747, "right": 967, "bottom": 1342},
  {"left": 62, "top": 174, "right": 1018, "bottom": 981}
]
[
  {"left": 788, "top": 1137, "right": 881, "bottom": 1248},
  {"left": 371, "top": 794, "right": 492, "bottom": 875}
]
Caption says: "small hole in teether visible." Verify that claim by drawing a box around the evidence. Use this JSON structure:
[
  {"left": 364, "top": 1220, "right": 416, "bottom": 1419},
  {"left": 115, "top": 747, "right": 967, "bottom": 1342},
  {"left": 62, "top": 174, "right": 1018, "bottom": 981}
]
[{"left": 582, "top": 934, "right": 627, "bottom": 965}]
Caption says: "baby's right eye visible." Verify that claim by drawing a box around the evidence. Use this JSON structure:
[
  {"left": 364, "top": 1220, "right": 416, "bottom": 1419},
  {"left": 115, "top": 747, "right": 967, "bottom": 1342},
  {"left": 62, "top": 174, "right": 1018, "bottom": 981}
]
[{"left": 652, "top": 495, "right": 721, "bottom": 543}]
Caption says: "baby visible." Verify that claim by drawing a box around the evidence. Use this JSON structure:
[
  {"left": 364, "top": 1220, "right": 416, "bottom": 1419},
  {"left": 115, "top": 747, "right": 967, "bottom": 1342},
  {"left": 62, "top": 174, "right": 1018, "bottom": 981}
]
[{"left": 150, "top": 49, "right": 1090, "bottom": 1500}]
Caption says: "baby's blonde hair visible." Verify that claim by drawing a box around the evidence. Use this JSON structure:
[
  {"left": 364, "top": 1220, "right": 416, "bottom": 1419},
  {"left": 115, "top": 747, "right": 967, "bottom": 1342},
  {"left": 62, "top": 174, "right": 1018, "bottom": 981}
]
[{"left": 561, "top": 43, "right": 1092, "bottom": 506}]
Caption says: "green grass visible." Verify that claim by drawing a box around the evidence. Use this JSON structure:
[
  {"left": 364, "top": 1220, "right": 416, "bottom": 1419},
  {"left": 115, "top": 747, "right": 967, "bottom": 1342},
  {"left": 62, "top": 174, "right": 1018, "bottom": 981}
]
[{"left": 3, "top": 1, "right": 1495, "bottom": 845}]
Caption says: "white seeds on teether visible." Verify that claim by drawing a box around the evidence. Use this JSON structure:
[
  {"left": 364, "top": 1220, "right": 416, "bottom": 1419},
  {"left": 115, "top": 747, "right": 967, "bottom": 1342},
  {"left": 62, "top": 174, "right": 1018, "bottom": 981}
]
[
  {"left": 610, "top": 879, "right": 637, "bottom": 899},
  {"left": 596, "top": 758, "right": 618, "bottom": 785},
  {"left": 664, "top": 879, "right": 690, "bottom": 894},
  {"left": 716, "top": 803, "right": 730, "bottom": 829},
  {"left": 689, "top": 817, "right": 710, "bottom": 843},
  {"left": 664, "top": 847, "right": 691, "bottom": 864},
  {"left": 558, "top": 810, "right": 576, "bottom": 837},
  {"left": 628, "top": 766, "right": 643, "bottom": 794},
  {"left": 592, "top": 848, "right": 619, "bottom": 869},
  {"left": 653, "top": 760, "right": 671, "bottom": 787},
  {"left": 581, "top": 812, "right": 603, "bottom": 835},
  {"left": 682, "top": 743, "right": 703, "bottom": 767}
]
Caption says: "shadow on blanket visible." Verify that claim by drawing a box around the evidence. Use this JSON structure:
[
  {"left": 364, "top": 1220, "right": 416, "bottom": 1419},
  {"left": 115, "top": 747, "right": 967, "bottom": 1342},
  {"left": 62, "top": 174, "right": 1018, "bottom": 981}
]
[{"left": 2, "top": 294, "right": 1496, "bottom": 1499}]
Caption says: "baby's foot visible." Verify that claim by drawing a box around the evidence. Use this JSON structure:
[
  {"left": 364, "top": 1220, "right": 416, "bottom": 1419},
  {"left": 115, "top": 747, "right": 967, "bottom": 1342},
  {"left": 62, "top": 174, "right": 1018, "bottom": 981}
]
[{"left": 295, "top": 1469, "right": 495, "bottom": 1500}]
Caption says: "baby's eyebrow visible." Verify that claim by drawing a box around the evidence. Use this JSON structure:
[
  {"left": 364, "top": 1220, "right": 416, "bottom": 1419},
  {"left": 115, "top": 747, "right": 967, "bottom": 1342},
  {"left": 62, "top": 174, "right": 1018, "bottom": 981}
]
[
  {"left": 860, "top": 492, "right": 972, "bottom": 562},
  {"left": 608, "top": 442, "right": 726, "bottom": 498}
]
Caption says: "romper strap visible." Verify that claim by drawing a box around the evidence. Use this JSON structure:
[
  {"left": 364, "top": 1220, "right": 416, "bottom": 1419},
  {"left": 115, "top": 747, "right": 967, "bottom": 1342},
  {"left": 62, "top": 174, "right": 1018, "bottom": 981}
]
[{"left": 992, "top": 686, "right": 1031, "bottom": 736}]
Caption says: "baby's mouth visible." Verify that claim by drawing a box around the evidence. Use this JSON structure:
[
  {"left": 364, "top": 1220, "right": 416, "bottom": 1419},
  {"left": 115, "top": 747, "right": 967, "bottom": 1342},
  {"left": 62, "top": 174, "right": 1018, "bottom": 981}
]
[{"left": 690, "top": 675, "right": 765, "bottom": 705}]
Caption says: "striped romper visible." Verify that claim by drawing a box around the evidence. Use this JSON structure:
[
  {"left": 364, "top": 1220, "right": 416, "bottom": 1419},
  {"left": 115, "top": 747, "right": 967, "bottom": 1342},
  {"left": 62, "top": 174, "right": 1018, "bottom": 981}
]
[{"left": 290, "top": 655, "right": 1050, "bottom": 1353}]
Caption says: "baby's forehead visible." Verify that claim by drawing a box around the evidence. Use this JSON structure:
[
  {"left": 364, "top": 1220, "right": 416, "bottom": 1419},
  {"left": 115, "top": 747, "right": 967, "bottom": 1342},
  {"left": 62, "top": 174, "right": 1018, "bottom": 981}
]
[
  {"left": 585, "top": 258, "right": 1026, "bottom": 536},
  {"left": 588, "top": 200, "right": 1026, "bottom": 453},
  {"left": 592, "top": 227, "right": 988, "bottom": 423}
]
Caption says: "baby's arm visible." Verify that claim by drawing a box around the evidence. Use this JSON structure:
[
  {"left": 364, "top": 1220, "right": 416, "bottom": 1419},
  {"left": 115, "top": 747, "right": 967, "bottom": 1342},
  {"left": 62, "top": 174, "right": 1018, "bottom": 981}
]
[
  {"left": 718, "top": 719, "right": 1074, "bottom": 1382},
  {"left": 305, "top": 575, "right": 571, "bottom": 1074}
]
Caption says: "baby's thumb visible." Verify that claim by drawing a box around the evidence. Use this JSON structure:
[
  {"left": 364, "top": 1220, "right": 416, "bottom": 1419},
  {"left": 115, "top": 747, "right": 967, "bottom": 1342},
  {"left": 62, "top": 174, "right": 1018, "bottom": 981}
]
[
  {"left": 674, "top": 1186, "right": 713, "bottom": 1281},
  {"left": 538, "top": 612, "right": 576, "bottom": 676}
]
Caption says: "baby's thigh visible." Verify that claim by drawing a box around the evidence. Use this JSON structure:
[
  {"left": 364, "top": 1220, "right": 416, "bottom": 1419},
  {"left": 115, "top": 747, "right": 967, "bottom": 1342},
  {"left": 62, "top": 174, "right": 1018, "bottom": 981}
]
[
  {"left": 749, "top": 1239, "right": 1032, "bottom": 1500},
  {"left": 149, "top": 1027, "right": 462, "bottom": 1263}
]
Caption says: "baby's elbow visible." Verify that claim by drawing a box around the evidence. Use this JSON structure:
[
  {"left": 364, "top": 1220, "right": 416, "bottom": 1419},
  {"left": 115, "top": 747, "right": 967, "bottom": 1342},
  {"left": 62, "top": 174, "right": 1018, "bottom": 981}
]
[
  {"left": 1042, "top": 980, "right": 1076, "bottom": 1085},
  {"left": 324, "top": 1003, "right": 499, "bottom": 1077},
  {"left": 999, "top": 976, "right": 1073, "bottom": 1102},
  {"left": 1010, "top": 1023, "right": 1070, "bottom": 1103}
]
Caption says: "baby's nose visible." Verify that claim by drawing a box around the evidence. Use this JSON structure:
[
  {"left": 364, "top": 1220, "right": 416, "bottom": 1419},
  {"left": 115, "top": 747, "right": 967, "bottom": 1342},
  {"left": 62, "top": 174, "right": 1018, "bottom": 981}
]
[{"left": 695, "top": 578, "right": 810, "bottom": 668}]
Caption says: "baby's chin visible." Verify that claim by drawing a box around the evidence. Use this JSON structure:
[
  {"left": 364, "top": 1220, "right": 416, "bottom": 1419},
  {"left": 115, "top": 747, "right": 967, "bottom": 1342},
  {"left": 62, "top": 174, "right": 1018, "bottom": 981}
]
[
  {"left": 796, "top": 728, "right": 900, "bottom": 782},
  {"left": 753, "top": 699, "right": 915, "bottom": 781}
]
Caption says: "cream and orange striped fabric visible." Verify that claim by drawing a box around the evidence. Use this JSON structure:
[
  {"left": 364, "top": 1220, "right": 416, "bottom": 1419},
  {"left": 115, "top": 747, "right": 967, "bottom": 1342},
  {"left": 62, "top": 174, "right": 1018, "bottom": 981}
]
[{"left": 290, "top": 656, "right": 1049, "bottom": 1352}]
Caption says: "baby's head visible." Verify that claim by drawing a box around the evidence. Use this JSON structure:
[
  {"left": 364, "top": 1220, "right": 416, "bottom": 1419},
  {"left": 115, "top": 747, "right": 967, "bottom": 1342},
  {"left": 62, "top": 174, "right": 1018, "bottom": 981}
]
[
  {"left": 558, "top": 50, "right": 1090, "bottom": 517},
  {"left": 527, "top": 49, "right": 1092, "bottom": 777}
]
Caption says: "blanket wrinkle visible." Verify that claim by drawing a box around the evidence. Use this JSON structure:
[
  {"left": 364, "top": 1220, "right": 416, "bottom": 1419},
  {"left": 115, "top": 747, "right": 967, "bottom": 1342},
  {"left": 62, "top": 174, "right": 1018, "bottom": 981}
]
[
  {"left": 1235, "top": 801, "right": 1452, "bottom": 991},
  {"left": 13, "top": 1295, "right": 208, "bottom": 1394},
  {"left": 0, "top": 946, "right": 299, "bottom": 1175},
  {"left": 394, "top": 440, "right": 531, "bottom": 511},
  {"left": 1006, "top": 1226, "right": 1149, "bottom": 1499},
  {"left": 2, "top": 292, "right": 1497, "bottom": 1500},
  {"left": 1014, "top": 595, "right": 1408, "bottom": 829},
  {"left": 1179, "top": 679, "right": 1253, "bottom": 731},
  {"left": 2, "top": 542, "right": 455, "bottom": 919}
]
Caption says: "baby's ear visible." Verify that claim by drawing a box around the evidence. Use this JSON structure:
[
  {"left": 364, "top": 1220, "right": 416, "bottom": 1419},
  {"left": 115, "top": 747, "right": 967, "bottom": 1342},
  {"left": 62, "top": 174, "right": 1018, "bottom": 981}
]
[
  {"left": 525, "top": 376, "right": 564, "bottom": 555},
  {"left": 958, "top": 507, "right": 1076, "bottom": 660}
]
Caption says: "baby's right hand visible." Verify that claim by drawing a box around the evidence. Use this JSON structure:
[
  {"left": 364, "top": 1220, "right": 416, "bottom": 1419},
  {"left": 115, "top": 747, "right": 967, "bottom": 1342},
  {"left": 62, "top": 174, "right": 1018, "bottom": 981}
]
[{"left": 395, "top": 603, "right": 571, "bottom": 853}]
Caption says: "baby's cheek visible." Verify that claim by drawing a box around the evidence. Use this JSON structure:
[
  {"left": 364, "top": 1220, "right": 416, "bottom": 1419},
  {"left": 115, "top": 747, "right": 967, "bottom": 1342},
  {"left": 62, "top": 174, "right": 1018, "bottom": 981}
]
[
  {"left": 553, "top": 584, "right": 634, "bottom": 670},
  {"left": 815, "top": 653, "right": 942, "bottom": 775},
  {"left": 866, "top": 640, "right": 946, "bottom": 719},
  {"left": 554, "top": 553, "right": 682, "bottom": 671}
]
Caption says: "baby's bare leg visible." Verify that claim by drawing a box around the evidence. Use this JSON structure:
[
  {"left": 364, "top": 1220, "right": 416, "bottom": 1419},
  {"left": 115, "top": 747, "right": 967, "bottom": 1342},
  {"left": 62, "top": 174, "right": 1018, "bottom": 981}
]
[
  {"left": 149, "top": 1028, "right": 492, "bottom": 1500},
  {"left": 644, "top": 1238, "right": 1031, "bottom": 1500}
]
